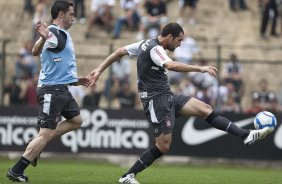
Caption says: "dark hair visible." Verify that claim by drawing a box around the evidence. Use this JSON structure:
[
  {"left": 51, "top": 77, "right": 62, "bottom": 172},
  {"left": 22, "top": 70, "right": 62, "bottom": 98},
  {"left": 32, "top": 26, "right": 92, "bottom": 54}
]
[
  {"left": 51, "top": 0, "right": 73, "bottom": 20},
  {"left": 161, "top": 23, "right": 184, "bottom": 38}
]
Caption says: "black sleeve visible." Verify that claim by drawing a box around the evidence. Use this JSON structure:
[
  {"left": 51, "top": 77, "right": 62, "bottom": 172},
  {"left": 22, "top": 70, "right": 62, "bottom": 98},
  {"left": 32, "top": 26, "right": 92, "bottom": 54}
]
[{"left": 47, "top": 27, "right": 67, "bottom": 53}]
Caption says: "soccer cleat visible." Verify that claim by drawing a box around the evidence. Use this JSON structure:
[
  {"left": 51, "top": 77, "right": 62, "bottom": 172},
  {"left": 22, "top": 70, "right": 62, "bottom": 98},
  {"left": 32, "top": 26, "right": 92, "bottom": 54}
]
[
  {"left": 119, "top": 173, "right": 140, "bottom": 184},
  {"left": 7, "top": 169, "right": 29, "bottom": 182},
  {"left": 244, "top": 127, "right": 271, "bottom": 146},
  {"left": 26, "top": 138, "right": 40, "bottom": 167}
]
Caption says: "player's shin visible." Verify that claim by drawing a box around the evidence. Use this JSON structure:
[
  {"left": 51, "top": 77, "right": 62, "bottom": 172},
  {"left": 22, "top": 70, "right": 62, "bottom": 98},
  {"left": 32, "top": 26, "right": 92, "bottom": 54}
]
[
  {"left": 10, "top": 156, "right": 31, "bottom": 174},
  {"left": 124, "top": 145, "right": 163, "bottom": 177},
  {"left": 206, "top": 111, "right": 249, "bottom": 139}
]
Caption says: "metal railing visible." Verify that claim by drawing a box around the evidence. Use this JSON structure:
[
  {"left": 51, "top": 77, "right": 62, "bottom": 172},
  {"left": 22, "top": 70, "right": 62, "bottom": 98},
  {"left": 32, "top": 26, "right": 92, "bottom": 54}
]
[
  {"left": 0, "top": 41, "right": 282, "bottom": 108},
  {"left": 0, "top": 39, "right": 10, "bottom": 105}
]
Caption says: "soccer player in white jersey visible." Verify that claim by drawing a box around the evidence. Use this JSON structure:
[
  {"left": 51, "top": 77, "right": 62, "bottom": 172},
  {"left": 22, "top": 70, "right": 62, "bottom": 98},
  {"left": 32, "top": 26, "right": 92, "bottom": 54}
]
[{"left": 88, "top": 23, "right": 272, "bottom": 184}]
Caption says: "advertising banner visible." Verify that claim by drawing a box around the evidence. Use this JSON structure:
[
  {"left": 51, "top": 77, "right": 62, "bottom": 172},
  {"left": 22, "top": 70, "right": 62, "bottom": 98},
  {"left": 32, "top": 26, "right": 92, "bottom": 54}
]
[
  {"left": 0, "top": 106, "right": 154, "bottom": 154},
  {"left": 0, "top": 106, "right": 281, "bottom": 160},
  {"left": 170, "top": 113, "right": 282, "bottom": 160}
]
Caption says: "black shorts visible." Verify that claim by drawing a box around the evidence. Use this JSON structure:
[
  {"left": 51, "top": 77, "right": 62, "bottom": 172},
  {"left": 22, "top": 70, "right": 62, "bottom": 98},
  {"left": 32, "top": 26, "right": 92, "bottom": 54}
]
[
  {"left": 142, "top": 93, "right": 190, "bottom": 137},
  {"left": 36, "top": 84, "right": 80, "bottom": 130}
]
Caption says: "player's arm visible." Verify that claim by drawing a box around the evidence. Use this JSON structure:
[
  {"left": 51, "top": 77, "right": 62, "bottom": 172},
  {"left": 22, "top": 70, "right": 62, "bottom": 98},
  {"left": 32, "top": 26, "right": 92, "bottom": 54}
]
[
  {"left": 166, "top": 60, "right": 215, "bottom": 73},
  {"left": 32, "top": 37, "right": 46, "bottom": 56},
  {"left": 32, "top": 22, "right": 49, "bottom": 56},
  {"left": 166, "top": 61, "right": 217, "bottom": 77},
  {"left": 97, "top": 47, "right": 128, "bottom": 74},
  {"left": 32, "top": 23, "right": 67, "bottom": 56},
  {"left": 70, "top": 76, "right": 91, "bottom": 87},
  {"left": 150, "top": 45, "right": 218, "bottom": 77},
  {"left": 88, "top": 40, "right": 143, "bottom": 86},
  {"left": 88, "top": 47, "right": 128, "bottom": 86}
]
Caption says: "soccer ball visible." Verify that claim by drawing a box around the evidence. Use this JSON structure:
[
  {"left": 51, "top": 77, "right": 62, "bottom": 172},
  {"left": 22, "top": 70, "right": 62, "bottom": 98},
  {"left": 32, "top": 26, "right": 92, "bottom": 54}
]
[{"left": 254, "top": 111, "right": 277, "bottom": 132}]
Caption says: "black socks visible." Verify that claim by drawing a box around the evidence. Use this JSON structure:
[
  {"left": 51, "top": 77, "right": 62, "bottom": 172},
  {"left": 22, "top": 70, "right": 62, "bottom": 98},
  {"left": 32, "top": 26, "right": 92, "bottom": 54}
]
[
  {"left": 124, "top": 145, "right": 163, "bottom": 177},
  {"left": 206, "top": 111, "right": 249, "bottom": 139},
  {"left": 11, "top": 156, "right": 31, "bottom": 174}
]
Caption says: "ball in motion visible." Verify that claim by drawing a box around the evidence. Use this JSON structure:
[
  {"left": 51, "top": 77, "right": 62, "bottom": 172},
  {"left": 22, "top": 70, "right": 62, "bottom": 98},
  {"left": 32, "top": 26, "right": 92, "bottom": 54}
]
[{"left": 254, "top": 111, "right": 277, "bottom": 132}]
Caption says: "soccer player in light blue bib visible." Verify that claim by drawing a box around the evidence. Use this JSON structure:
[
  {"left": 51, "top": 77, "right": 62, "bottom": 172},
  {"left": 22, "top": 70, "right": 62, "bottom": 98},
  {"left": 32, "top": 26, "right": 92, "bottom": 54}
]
[{"left": 7, "top": 1, "right": 91, "bottom": 182}]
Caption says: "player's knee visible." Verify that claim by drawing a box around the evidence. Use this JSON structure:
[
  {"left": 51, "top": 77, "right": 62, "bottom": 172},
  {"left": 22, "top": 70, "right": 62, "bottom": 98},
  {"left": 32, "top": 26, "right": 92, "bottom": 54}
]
[
  {"left": 161, "top": 144, "right": 171, "bottom": 153},
  {"left": 38, "top": 130, "right": 55, "bottom": 142},
  {"left": 77, "top": 117, "right": 83, "bottom": 126},
  {"left": 71, "top": 115, "right": 83, "bottom": 129},
  {"left": 202, "top": 103, "right": 213, "bottom": 117},
  {"left": 75, "top": 119, "right": 83, "bottom": 129},
  {"left": 157, "top": 142, "right": 171, "bottom": 153}
]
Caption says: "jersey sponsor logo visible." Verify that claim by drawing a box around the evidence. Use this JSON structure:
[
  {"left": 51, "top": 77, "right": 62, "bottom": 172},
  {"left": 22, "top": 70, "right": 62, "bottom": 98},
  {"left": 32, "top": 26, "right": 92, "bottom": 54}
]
[
  {"left": 181, "top": 117, "right": 254, "bottom": 145},
  {"left": 53, "top": 57, "right": 62, "bottom": 62},
  {"left": 154, "top": 47, "right": 165, "bottom": 61}
]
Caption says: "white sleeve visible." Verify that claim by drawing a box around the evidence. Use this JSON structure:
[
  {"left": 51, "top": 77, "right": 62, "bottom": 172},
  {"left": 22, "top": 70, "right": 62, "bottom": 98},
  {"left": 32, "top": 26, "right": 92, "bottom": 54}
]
[
  {"left": 42, "top": 31, "right": 58, "bottom": 51},
  {"left": 124, "top": 40, "right": 143, "bottom": 57},
  {"left": 150, "top": 46, "right": 172, "bottom": 67}
]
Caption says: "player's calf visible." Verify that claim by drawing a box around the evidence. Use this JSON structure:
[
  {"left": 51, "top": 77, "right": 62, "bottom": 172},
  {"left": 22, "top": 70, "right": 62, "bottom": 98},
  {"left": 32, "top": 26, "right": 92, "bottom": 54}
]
[{"left": 26, "top": 138, "right": 41, "bottom": 167}]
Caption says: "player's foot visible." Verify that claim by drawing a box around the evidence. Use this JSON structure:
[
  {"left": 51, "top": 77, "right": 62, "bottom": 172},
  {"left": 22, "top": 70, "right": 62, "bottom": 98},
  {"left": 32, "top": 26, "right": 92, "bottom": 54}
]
[
  {"left": 119, "top": 173, "right": 140, "bottom": 184},
  {"left": 7, "top": 169, "right": 29, "bottom": 182},
  {"left": 26, "top": 138, "right": 40, "bottom": 167},
  {"left": 244, "top": 127, "right": 271, "bottom": 146}
]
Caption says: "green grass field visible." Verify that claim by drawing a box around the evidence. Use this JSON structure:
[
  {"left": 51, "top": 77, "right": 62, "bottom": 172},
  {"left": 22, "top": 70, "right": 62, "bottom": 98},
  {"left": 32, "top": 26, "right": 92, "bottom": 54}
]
[{"left": 1, "top": 157, "right": 282, "bottom": 184}]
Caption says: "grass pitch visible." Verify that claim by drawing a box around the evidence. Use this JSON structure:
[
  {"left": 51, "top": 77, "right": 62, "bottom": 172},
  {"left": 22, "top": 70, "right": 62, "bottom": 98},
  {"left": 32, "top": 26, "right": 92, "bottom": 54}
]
[{"left": 1, "top": 157, "right": 282, "bottom": 184}]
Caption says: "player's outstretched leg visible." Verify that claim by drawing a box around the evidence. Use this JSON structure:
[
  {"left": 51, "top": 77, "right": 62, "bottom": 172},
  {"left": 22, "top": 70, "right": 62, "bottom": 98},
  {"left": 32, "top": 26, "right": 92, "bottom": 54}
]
[
  {"left": 205, "top": 111, "right": 272, "bottom": 145},
  {"left": 243, "top": 127, "right": 272, "bottom": 146}
]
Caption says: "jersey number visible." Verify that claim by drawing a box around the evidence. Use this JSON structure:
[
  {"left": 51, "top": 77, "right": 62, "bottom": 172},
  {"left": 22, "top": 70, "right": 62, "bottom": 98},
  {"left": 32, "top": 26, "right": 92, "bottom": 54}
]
[{"left": 141, "top": 40, "right": 150, "bottom": 51}]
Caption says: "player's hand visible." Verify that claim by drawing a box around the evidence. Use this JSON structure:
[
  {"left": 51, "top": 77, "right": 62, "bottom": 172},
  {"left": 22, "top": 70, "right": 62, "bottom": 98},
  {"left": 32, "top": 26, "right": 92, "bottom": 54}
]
[
  {"left": 87, "top": 69, "right": 101, "bottom": 87},
  {"left": 200, "top": 66, "right": 218, "bottom": 77},
  {"left": 35, "top": 22, "right": 49, "bottom": 40},
  {"left": 74, "top": 77, "right": 92, "bottom": 87}
]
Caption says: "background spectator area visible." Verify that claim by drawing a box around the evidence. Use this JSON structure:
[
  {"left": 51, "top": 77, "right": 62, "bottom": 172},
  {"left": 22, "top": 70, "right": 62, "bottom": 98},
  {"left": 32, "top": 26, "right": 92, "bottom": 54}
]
[{"left": 0, "top": 0, "right": 281, "bottom": 111}]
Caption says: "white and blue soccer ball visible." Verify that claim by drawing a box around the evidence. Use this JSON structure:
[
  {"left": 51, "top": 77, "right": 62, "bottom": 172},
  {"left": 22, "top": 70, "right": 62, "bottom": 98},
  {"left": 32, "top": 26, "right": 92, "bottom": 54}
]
[{"left": 254, "top": 111, "right": 277, "bottom": 132}]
